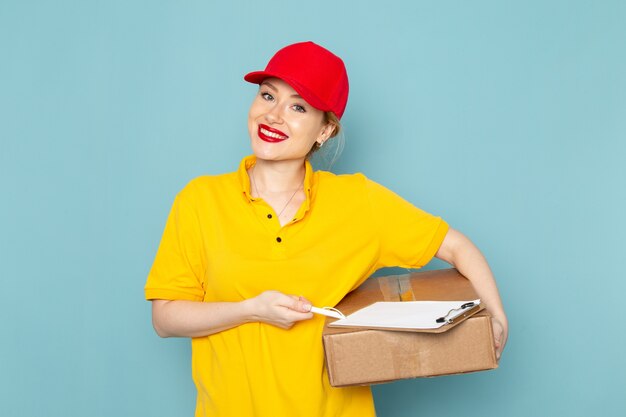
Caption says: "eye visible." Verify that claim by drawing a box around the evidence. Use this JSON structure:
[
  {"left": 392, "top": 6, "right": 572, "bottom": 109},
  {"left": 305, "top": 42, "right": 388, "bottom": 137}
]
[
  {"left": 292, "top": 104, "right": 306, "bottom": 113},
  {"left": 260, "top": 91, "right": 274, "bottom": 101}
]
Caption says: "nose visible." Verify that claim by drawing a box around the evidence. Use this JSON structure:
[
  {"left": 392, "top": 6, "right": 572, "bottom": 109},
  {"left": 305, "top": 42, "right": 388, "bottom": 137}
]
[{"left": 264, "top": 104, "right": 284, "bottom": 124}]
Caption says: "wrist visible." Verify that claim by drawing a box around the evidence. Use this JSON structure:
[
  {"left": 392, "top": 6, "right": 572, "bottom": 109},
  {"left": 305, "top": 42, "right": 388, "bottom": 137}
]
[
  {"left": 240, "top": 298, "right": 259, "bottom": 323},
  {"left": 491, "top": 314, "right": 508, "bottom": 327}
]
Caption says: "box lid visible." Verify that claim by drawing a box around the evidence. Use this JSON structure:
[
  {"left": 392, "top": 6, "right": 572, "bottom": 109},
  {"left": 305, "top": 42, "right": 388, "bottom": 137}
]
[{"left": 324, "top": 268, "right": 489, "bottom": 335}]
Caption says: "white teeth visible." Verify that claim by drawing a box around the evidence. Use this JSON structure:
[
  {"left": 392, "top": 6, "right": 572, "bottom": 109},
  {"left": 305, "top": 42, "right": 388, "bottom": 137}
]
[{"left": 260, "top": 128, "right": 287, "bottom": 139}]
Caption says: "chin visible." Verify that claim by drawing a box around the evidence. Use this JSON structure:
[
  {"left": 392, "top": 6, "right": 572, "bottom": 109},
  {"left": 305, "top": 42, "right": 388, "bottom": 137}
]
[{"left": 250, "top": 140, "right": 280, "bottom": 161}]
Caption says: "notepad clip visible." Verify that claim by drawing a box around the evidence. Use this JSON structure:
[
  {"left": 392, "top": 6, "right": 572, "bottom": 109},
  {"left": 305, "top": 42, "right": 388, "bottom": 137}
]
[{"left": 436, "top": 302, "right": 480, "bottom": 324}]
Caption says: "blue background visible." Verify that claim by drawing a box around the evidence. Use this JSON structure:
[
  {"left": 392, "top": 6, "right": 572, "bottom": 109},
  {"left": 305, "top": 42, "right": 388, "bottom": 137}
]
[{"left": 1, "top": 1, "right": 625, "bottom": 416}]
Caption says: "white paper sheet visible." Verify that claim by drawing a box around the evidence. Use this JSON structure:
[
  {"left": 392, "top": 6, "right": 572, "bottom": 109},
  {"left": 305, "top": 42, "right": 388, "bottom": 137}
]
[{"left": 328, "top": 299, "right": 481, "bottom": 330}]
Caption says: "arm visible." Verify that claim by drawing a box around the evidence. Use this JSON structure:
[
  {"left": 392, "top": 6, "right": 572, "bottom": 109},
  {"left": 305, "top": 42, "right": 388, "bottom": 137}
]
[
  {"left": 152, "top": 291, "right": 313, "bottom": 338},
  {"left": 435, "top": 228, "right": 508, "bottom": 360}
]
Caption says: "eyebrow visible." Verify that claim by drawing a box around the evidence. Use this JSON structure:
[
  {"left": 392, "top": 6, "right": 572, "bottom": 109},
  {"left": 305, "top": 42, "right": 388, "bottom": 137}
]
[{"left": 261, "top": 81, "right": 303, "bottom": 99}]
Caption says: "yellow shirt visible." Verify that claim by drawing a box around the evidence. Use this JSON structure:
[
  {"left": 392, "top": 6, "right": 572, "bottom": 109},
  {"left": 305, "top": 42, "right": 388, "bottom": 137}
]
[{"left": 145, "top": 156, "right": 449, "bottom": 417}]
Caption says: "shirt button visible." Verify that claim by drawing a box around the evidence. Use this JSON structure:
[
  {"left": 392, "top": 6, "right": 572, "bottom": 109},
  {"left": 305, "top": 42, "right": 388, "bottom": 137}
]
[
  {"left": 276, "top": 237, "right": 282, "bottom": 243},
  {"left": 267, "top": 214, "right": 272, "bottom": 219}
]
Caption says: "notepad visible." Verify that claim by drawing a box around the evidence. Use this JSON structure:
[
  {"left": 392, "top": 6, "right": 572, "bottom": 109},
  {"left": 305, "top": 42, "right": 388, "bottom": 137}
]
[{"left": 328, "top": 299, "right": 481, "bottom": 330}]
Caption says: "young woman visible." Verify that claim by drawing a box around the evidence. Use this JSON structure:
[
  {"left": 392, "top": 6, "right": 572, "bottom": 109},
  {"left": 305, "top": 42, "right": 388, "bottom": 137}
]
[{"left": 145, "top": 41, "right": 508, "bottom": 417}]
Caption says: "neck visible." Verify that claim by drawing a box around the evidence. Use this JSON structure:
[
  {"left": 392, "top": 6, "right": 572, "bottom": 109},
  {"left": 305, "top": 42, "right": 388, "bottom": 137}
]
[{"left": 250, "top": 158, "right": 306, "bottom": 193}]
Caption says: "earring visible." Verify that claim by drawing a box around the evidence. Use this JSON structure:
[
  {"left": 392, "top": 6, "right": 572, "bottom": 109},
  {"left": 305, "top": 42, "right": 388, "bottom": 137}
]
[{"left": 317, "top": 141, "right": 324, "bottom": 148}]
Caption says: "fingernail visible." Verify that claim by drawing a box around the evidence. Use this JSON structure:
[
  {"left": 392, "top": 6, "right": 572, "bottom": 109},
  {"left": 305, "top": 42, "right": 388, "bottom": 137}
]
[{"left": 303, "top": 303, "right": 311, "bottom": 312}]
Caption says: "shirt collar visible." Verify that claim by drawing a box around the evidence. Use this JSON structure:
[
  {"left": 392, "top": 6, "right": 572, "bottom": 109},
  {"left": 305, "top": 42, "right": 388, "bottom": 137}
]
[{"left": 238, "top": 155, "right": 314, "bottom": 209}]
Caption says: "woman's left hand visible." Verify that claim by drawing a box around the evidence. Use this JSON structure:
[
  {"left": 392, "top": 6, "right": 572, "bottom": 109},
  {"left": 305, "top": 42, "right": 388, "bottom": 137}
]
[{"left": 491, "top": 316, "right": 508, "bottom": 361}]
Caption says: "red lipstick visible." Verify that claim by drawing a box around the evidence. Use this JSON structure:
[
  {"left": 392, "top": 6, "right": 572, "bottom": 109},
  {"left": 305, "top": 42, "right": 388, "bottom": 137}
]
[{"left": 258, "top": 124, "right": 289, "bottom": 143}]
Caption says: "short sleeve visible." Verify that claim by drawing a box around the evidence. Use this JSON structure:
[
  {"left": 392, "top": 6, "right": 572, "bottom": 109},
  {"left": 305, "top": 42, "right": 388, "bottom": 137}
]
[
  {"left": 144, "top": 188, "right": 206, "bottom": 301},
  {"left": 365, "top": 178, "right": 449, "bottom": 269}
]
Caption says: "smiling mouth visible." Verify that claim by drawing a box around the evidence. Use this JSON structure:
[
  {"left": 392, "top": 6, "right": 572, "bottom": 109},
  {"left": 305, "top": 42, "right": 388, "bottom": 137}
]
[{"left": 258, "top": 124, "right": 289, "bottom": 142}]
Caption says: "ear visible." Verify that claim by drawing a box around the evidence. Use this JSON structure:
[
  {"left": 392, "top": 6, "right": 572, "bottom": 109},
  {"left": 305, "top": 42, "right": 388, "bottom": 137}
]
[{"left": 316, "top": 122, "right": 335, "bottom": 146}]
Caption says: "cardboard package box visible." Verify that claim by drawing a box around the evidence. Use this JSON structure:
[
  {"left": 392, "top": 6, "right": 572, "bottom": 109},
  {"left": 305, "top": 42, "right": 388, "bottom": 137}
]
[{"left": 322, "top": 269, "right": 498, "bottom": 387}]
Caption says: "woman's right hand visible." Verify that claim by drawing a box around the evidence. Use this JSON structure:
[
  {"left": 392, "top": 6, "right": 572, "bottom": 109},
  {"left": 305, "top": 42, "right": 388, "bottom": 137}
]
[{"left": 246, "top": 291, "right": 314, "bottom": 329}]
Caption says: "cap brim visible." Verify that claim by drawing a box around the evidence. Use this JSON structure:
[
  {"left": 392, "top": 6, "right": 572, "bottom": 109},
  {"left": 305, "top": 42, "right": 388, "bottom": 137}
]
[{"left": 243, "top": 71, "right": 271, "bottom": 84}]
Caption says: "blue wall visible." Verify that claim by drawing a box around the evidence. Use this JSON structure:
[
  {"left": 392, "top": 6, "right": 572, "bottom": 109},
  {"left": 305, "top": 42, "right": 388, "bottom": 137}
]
[{"left": 1, "top": 1, "right": 625, "bottom": 416}]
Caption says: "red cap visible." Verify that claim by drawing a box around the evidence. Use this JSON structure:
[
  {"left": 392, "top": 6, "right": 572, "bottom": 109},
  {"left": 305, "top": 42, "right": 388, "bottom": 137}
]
[{"left": 244, "top": 41, "right": 349, "bottom": 119}]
